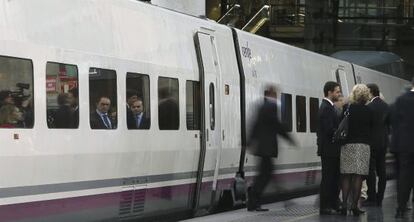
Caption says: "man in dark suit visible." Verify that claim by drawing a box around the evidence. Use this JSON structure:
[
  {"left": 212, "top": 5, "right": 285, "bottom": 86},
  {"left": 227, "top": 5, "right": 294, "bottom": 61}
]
[
  {"left": 90, "top": 96, "right": 115, "bottom": 129},
  {"left": 127, "top": 97, "right": 150, "bottom": 129},
  {"left": 54, "top": 93, "right": 76, "bottom": 128},
  {"left": 247, "top": 86, "right": 295, "bottom": 212},
  {"left": 69, "top": 87, "right": 79, "bottom": 128},
  {"left": 316, "top": 81, "right": 342, "bottom": 215},
  {"left": 126, "top": 90, "right": 138, "bottom": 129},
  {"left": 392, "top": 79, "right": 414, "bottom": 218},
  {"left": 366, "top": 83, "right": 390, "bottom": 206},
  {"left": 158, "top": 88, "right": 179, "bottom": 130}
]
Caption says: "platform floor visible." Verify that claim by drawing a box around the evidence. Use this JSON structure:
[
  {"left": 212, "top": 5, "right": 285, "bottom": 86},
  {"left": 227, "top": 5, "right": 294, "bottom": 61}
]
[{"left": 182, "top": 181, "right": 414, "bottom": 222}]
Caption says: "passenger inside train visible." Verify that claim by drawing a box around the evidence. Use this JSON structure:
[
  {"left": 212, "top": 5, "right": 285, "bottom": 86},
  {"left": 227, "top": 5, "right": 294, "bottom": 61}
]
[
  {"left": 127, "top": 97, "right": 149, "bottom": 130},
  {"left": 90, "top": 96, "right": 115, "bottom": 130},
  {"left": 0, "top": 104, "right": 24, "bottom": 128},
  {"left": 0, "top": 54, "right": 34, "bottom": 129}
]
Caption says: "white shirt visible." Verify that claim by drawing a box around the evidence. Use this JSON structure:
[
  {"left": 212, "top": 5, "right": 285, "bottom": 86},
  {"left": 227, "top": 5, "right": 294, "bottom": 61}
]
[
  {"left": 135, "top": 112, "right": 143, "bottom": 127},
  {"left": 411, "top": 88, "right": 414, "bottom": 92},
  {"left": 323, "top": 98, "right": 334, "bottom": 106},
  {"left": 370, "top": 96, "right": 379, "bottom": 103},
  {"left": 96, "top": 109, "right": 111, "bottom": 128}
]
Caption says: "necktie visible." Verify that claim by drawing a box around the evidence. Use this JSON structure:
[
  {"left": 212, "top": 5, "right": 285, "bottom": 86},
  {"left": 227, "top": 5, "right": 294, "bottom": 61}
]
[
  {"left": 136, "top": 115, "right": 141, "bottom": 128},
  {"left": 102, "top": 113, "right": 111, "bottom": 129}
]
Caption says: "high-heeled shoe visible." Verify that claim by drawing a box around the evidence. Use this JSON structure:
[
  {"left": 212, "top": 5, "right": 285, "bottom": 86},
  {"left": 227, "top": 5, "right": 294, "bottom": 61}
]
[
  {"left": 351, "top": 208, "right": 365, "bottom": 216},
  {"left": 340, "top": 208, "right": 347, "bottom": 216},
  {"left": 395, "top": 208, "right": 406, "bottom": 218}
]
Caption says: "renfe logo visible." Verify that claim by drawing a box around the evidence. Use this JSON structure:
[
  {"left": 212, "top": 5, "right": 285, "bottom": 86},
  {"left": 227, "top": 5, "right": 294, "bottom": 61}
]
[{"left": 241, "top": 42, "right": 252, "bottom": 60}]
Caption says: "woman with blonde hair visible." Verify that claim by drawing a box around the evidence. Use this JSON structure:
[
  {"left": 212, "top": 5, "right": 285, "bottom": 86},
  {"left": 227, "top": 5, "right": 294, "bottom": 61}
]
[
  {"left": 0, "top": 104, "right": 23, "bottom": 128},
  {"left": 340, "top": 84, "right": 374, "bottom": 216}
]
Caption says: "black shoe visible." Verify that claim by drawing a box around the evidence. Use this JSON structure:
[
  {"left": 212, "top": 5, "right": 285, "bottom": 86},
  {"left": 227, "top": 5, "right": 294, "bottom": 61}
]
[
  {"left": 395, "top": 208, "right": 406, "bottom": 218},
  {"left": 255, "top": 207, "right": 269, "bottom": 211},
  {"left": 361, "top": 201, "right": 376, "bottom": 207},
  {"left": 376, "top": 200, "right": 382, "bottom": 207},
  {"left": 248, "top": 207, "right": 269, "bottom": 212},
  {"left": 351, "top": 208, "right": 365, "bottom": 216},
  {"left": 246, "top": 190, "right": 256, "bottom": 211},
  {"left": 333, "top": 205, "right": 342, "bottom": 212},
  {"left": 319, "top": 208, "right": 335, "bottom": 215},
  {"left": 339, "top": 208, "right": 347, "bottom": 216}
]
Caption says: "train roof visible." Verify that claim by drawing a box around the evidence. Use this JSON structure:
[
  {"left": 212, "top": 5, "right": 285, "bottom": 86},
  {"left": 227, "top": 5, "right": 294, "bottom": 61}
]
[{"left": 331, "top": 51, "right": 403, "bottom": 67}]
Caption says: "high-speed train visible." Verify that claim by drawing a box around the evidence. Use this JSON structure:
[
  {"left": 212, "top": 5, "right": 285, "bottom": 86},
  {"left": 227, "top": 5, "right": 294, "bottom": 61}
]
[{"left": 0, "top": 0, "right": 409, "bottom": 221}]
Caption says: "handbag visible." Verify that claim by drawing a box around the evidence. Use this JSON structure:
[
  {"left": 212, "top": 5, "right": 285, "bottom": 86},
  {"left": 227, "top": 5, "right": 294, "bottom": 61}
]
[{"left": 332, "top": 106, "right": 350, "bottom": 143}]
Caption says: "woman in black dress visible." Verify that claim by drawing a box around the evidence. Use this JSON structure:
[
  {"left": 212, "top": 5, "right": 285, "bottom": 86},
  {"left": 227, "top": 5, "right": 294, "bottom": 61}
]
[{"left": 340, "top": 84, "right": 373, "bottom": 216}]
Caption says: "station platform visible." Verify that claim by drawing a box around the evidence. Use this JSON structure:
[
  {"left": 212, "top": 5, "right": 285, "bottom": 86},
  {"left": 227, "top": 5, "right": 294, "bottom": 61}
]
[{"left": 182, "top": 181, "right": 414, "bottom": 222}]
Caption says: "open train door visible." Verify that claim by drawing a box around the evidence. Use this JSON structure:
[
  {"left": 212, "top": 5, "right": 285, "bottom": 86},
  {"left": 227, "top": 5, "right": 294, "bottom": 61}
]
[
  {"left": 333, "top": 66, "right": 355, "bottom": 97},
  {"left": 193, "top": 31, "right": 223, "bottom": 215}
]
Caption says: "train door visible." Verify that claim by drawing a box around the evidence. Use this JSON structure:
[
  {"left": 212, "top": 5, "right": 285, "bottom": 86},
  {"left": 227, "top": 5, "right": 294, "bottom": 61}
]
[
  {"left": 193, "top": 31, "right": 223, "bottom": 214},
  {"left": 335, "top": 68, "right": 350, "bottom": 97}
]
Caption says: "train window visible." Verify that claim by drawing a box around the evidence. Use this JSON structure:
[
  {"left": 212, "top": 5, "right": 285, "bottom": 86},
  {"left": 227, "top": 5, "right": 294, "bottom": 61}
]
[
  {"left": 89, "top": 68, "right": 117, "bottom": 130},
  {"left": 335, "top": 69, "right": 344, "bottom": 94},
  {"left": 296, "top": 95, "right": 306, "bottom": 132},
  {"left": 126, "top": 73, "right": 150, "bottom": 130},
  {"left": 309, "top": 97, "right": 319, "bottom": 133},
  {"left": 209, "top": 83, "right": 215, "bottom": 130},
  {"left": 158, "top": 77, "right": 179, "bottom": 130},
  {"left": 335, "top": 70, "right": 341, "bottom": 87},
  {"left": 0, "top": 56, "right": 34, "bottom": 129},
  {"left": 186, "top": 81, "right": 200, "bottom": 130},
  {"left": 280, "top": 93, "right": 292, "bottom": 132},
  {"left": 46, "top": 62, "right": 79, "bottom": 129}
]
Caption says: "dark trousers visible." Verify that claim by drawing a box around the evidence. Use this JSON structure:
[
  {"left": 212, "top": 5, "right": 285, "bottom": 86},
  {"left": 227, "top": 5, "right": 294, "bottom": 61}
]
[
  {"left": 249, "top": 156, "right": 273, "bottom": 208},
  {"left": 320, "top": 156, "right": 340, "bottom": 210},
  {"left": 367, "top": 147, "right": 387, "bottom": 202},
  {"left": 397, "top": 153, "right": 414, "bottom": 209}
]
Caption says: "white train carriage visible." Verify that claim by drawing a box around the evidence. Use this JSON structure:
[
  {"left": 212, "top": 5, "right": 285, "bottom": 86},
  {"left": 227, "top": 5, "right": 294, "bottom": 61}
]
[
  {"left": 0, "top": 1, "right": 241, "bottom": 221},
  {"left": 234, "top": 30, "right": 408, "bottom": 198},
  {"left": 0, "top": 0, "right": 409, "bottom": 221}
]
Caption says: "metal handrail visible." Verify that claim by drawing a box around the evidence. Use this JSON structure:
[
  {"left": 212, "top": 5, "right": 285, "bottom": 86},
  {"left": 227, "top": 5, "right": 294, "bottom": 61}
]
[
  {"left": 249, "top": 17, "right": 270, "bottom": 33},
  {"left": 242, "top": 5, "right": 270, "bottom": 31},
  {"left": 217, "top": 4, "right": 241, "bottom": 23}
]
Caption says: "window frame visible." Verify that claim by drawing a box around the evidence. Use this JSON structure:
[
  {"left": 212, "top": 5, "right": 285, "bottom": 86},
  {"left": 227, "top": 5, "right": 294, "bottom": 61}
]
[
  {"left": 126, "top": 72, "right": 151, "bottom": 130},
  {"left": 309, "top": 97, "right": 319, "bottom": 133},
  {"left": 46, "top": 61, "right": 79, "bottom": 129},
  {"left": 88, "top": 67, "right": 118, "bottom": 130},
  {"left": 0, "top": 55, "right": 34, "bottom": 129},
  {"left": 209, "top": 82, "right": 215, "bottom": 131},
  {"left": 280, "top": 93, "right": 293, "bottom": 132},
  {"left": 158, "top": 76, "right": 180, "bottom": 130},
  {"left": 296, "top": 95, "right": 307, "bottom": 133}
]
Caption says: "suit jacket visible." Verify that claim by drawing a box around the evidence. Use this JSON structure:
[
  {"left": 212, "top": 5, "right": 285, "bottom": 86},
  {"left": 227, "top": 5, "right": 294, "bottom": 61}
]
[
  {"left": 127, "top": 112, "right": 150, "bottom": 129},
  {"left": 138, "top": 116, "right": 150, "bottom": 129},
  {"left": 72, "top": 107, "right": 79, "bottom": 128},
  {"left": 367, "top": 97, "right": 390, "bottom": 149},
  {"left": 126, "top": 108, "right": 134, "bottom": 129},
  {"left": 346, "top": 103, "right": 373, "bottom": 144},
  {"left": 248, "top": 98, "right": 292, "bottom": 157},
  {"left": 316, "top": 99, "right": 340, "bottom": 157},
  {"left": 90, "top": 111, "right": 114, "bottom": 129},
  {"left": 54, "top": 105, "right": 75, "bottom": 128},
  {"left": 158, "top": 98, "right": 179, "bottom": 130},
  {"left": 391, "top": 91, "right": 414, "bottom": 153}
]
